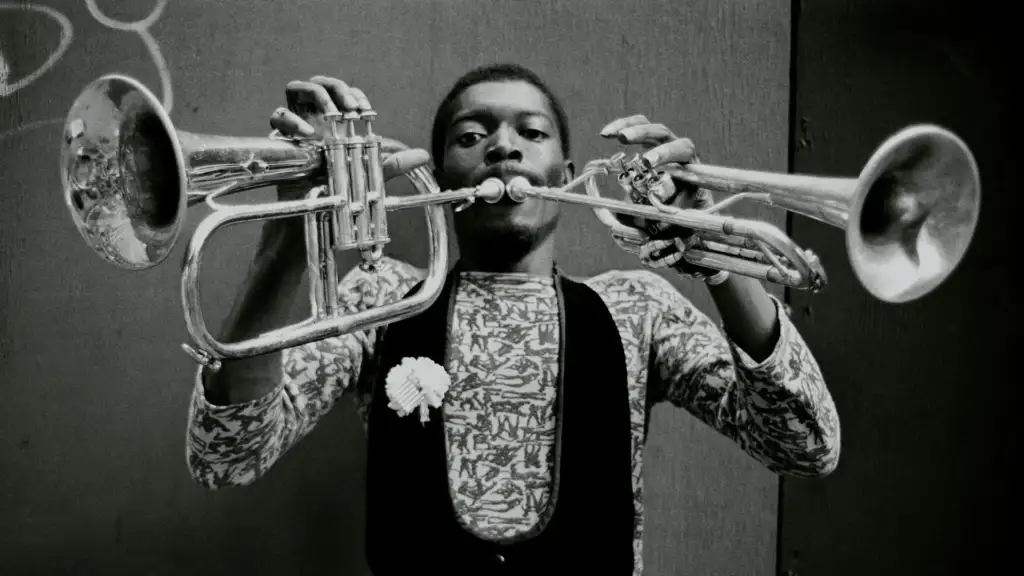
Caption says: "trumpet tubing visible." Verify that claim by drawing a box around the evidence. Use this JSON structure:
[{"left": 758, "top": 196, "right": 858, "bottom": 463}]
[
  {"left": 499, "top": 122, "right": 981, "bottom": 303},
  {"left": 60, "top": 73, "right": 981, "bottom": 368}
]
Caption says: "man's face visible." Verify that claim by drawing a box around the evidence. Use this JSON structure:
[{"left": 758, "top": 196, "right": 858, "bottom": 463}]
[{"left": 436, "top": 80, "right": 573, "bottom": 248}]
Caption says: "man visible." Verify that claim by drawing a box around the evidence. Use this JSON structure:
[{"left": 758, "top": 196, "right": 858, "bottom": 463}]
[{"left": 186, "top": 63, "right": 840, "bottom": 575}]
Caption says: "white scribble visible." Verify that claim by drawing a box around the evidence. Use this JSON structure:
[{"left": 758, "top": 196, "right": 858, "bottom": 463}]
[
  {"left": 0, "top": 3, "right": 74, "bottom": 97},
  {"left": 0, "top": 48, "right": 8, "bottom": 88},
  {"left": 85, "top": 0, "right": 172, "bottom": 114},
  {"left": 0, "top": 117, "right": 63, "bottom": 143},
  {"left": 0, "top": 0, "right": 172, "bottom": 143}
]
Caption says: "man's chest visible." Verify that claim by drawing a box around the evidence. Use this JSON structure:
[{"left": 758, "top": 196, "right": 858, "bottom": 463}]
[{"left": 441, "top": 297, "right": 561, "bottom": 443}]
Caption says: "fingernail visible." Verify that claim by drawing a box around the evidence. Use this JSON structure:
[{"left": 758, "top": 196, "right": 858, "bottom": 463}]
[
  {"left": 642, "top": 151, "right": 659, "bottom": 167},
  {"left": 298, "top": 122, "right": 315, "bottom": 136}
]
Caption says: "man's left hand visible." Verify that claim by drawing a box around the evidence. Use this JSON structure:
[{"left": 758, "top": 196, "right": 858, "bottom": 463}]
[{"left": 599, "top": 115, "right": 717, "bottom": 277}]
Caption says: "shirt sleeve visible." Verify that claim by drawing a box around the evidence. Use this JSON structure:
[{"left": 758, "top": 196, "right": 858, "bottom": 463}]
[
  {"left": 645, "top": 272, "right": 841, "bottom": 477},
  {"left": 185, "top": 257, "right": 424, "bottom": 489}
]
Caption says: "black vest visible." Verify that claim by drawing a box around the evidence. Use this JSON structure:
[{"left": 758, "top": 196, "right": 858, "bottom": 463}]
[{"left": 365, "top": 265, "right": 635, "bottom": 575}]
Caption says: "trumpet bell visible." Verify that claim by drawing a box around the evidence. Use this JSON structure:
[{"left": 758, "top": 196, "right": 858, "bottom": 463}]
[
  {"left": 61, "top": 74, "right": 186, "bottom": 270},
  {"left": 849, "top": 124, "right": 981, "bottom": 303}
]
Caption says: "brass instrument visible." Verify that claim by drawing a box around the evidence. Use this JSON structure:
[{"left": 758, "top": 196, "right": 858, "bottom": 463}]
[
  {"left": 527, "top": 123, "right": 980, "bottom": 303},
  {"left": 61, "top": 74, "right": 502, "bottom": 369},
  {"left": 60, "top": 74, "right": 981, "bottom": 369}
]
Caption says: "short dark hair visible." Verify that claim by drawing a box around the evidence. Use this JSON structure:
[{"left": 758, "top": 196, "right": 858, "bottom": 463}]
[{"left": 430, "top": 63, "right": 571, "bottom": 171}]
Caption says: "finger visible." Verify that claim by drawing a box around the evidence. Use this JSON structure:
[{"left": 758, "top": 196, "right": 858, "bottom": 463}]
[
  {"left": 644, "top": 249, "right": 685, "bottom": 269},
  {"left": 269, "top": 107, "right": 316, "bottom": 137},
  {"left": 309, "top": 76, "right": 361, "bottom": 112},
  {"left": 599, "top": 115, "right": 650, "bottom": 138},
  {"left": 650, "top": 238, "right": 689, "bottom": 269},
  {"left": 658, "top": 251, "right": 685, "bottom": 268},
  {"left": 692, "top": 188, "right": 715, "bottom": 210},
  {"left": 612, "top": 231, "right": 647, "bottom": 249},
  {"left": 382, "top": 148, "right": 431, "bottom": 180},
  {"left": 347, "top": 86, "right": 373, "bottom": 113},
  {"left": 611, "top": 236, "right": 642, "bottom": 256},
  {"left": 380, "top": 137, "right": 411, "bottom": 156},
  {"left": 640, "top": 238, "right": 674, "bottom": 261},
  {"left": 286, "top": 80, "right": 340, "bottom": 116},
  {"left": 641, "top": 137, "right": 696, "bottom": 169},
  {"left": 617, "top": 123, "right": 677, "bottom": 147},
  {"left": 610, "top": 226, "right": 650, "bottom": 253}
]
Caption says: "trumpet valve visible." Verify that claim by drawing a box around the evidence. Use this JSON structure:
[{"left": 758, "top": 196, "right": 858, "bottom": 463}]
[
  {"left": 608, "top": 151, "right": 629, "bottom": 172},
  {"left": 322, "top": 111, "right": 346, "bottom": 140},
  {"left": 342, "top": 111, "right": 361, "bottom": 138},
  {"left": 646, "top": 172, "right": 676, "bottom": 208},
  {"left": 359, "top": 244, "right": 385, "bottom": 272},
  {"left": 360, "top": 110, "right": 378, "bottom": 136}
]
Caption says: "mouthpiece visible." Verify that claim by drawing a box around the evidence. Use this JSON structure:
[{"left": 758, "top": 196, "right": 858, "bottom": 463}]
[
  {"left": 506, "top": 176, "right": 530, "bottom": 202},
  {"left": 477, "top": 178, "right": 505, "bottom": 203}
]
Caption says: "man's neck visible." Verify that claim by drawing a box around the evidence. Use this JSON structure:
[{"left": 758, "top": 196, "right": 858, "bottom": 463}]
[{"left": 456, "top": 234, "right": 556, "bottom": 275}]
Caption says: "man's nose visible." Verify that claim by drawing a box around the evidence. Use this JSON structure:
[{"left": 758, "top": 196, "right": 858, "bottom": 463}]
[{"left": 484, "top": 127, "right": 523, "bottom": 165}]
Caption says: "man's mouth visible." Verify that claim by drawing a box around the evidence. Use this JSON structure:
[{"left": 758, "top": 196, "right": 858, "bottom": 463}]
[
  {"left": 479, "top": 164, "right": 540, "bottom": 186},
  {"left": 474, "top": 166, "right": 540, "bottom": 205}
]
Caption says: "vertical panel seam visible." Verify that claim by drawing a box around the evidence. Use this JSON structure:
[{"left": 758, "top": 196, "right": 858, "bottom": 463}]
[{"left": 777, "top": 0, "right": 802, "bottom": 574}]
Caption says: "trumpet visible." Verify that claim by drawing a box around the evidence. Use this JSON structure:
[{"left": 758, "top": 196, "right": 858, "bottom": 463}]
[
  {"left": 509, "top": 124, "right": 980, "bottom": 300},
  {"left": 60, "top": 74, "right": 981, "bottom": 368}
]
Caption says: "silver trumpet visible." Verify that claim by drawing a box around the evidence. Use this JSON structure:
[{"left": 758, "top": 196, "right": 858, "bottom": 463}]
[
  {"left": 507, "top": 124, "right": 980, "bottom": 303},
  {"left": 60, "top": 74, "right": 981, "bottom": 368}
]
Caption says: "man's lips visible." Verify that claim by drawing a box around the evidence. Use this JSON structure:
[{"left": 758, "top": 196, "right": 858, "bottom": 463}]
[
  {"left": 478, "top": 164, "right": 542, "bottom": 186},
  {"left": 472, "top": 166, "right": 541, "bottom": 206}
]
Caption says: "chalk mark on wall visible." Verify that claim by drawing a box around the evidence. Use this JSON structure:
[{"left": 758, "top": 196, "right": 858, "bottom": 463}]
[
  {"left": 84, "top": 0, "right": 172, "bottom": 114},
  {"left": 0, "top": 117, "right": 64, "bottom": 142},
  {"left": 0, "top": 3, "right": 74, "bottom": 97},
  {"left": 0, "top": 48, "right": 8, "bottom": 89},
  {"left": 0, "top": 3, "right": 73, "bottom": 142},
  {"left": 0, "top": 0, "right": 172, "bottom": 143}
]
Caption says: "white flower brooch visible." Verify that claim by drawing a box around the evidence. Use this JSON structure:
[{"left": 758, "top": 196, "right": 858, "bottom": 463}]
[{"left": 385, "top": 357, "right": 452, "bottom": 425}]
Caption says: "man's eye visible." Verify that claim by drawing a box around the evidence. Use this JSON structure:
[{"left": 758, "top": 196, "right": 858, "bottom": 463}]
[
  {"left": 521, "top": 129, "right": 547, "bottom": 141},
  {"left": 455, "top": 133, "right": 483, "bottom": 147}
]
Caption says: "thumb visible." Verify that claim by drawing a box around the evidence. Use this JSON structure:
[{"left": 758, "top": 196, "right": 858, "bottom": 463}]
[
  {"left": 380, "top": 136, "right": 411, "bottom": 155},
  {"left": 382, "top": 148, "right": 431, "bottom": 180}
]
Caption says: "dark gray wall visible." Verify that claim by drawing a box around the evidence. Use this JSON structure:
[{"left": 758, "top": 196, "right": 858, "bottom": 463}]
[
  {"left": 780, "top": 0, "right": 1014, "bottom": 574},
  {"left": 0, "top": 1, "right": 791, "bottom": 574}
]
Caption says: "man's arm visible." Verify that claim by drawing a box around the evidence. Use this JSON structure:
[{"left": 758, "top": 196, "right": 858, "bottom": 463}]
[
  {"left": 645, "top": 272, "right": 840, "bottom": 477},
  {"left": 185, "top": 256, "right": 423, "bottom": 489},
  {"left": 708, "top": 274, "right": 782, "bottom": 363}
]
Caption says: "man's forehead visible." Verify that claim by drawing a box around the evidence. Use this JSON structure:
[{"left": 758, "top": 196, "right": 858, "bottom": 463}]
[{"left": 450, "top": 81, "right": 554, "bottom": 123}]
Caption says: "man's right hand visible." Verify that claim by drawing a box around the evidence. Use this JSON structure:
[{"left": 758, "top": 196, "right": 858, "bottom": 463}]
[
  {"left": 253, "top": 75, "right": 432, "bottom": 269},
  {"left": 268, "top": 75, "right": 431, "bottom": 202}
]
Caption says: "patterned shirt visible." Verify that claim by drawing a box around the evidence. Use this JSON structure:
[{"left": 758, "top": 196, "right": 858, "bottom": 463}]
[{"left": 186, "top": 257, "right": 840, "bottom": 576}]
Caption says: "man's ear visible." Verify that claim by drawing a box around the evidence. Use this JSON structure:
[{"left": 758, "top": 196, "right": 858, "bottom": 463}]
[{"left": 563, "top": 159, "right": 576, "bottom": 184}]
